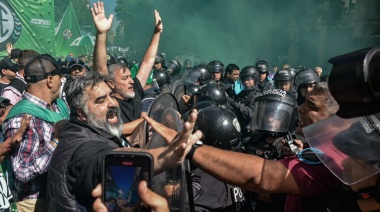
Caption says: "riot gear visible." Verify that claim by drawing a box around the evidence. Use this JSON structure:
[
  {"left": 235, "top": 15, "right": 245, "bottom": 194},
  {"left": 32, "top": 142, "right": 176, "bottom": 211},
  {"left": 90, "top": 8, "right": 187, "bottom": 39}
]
[
  {"left": 153, "top": 70, "right": 171, "bottom": 88},
  {"left": 252, "top": 89, "right": 298, "bottom": 137},
  {"left": 193, "top": 83, "right": 228, "bottom": 107},
  {"left": 196, "top": 106, "right": 242, "bottom": 151},
  {"left": 294, "top": 68, "right": 320, "bottom": 90},
  {"left": 155, "top": 54, "right": 165, "bottom": 64},
  {"left": 184, "top": 83, "right": 200, "bottom": 96},
  {"left": 273, "top": 69, "right": 294, "bottom": 92},
  {"left": 183, "top": 59, "right": 191, "bottom": 68},
  {"left": 255, "top": 60, "right": 269, "bottom": 74},
  {"left": 167, "top": 59, "right": 182, "bottom": 76},
  {"left": 239, "top": 66, "right": 259, "bottom": 90},
  {"left": 207, "top": 60, "right": 225, "bottom": 76},
  {"left": 287, "top": 67, "right": 298, "bottom": 77},
  {"left": 193, "top": 65, "right": 212, "bottom": 85}
]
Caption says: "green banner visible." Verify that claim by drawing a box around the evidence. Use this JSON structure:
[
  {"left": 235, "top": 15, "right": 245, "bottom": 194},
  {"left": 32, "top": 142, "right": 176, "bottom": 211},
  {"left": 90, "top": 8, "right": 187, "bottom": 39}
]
[
  {"left": 0, "top": 0, "right": 55, "bottom": 57},
  {"left": 55, "top": 1, "right": 87, "bottom": 58}
]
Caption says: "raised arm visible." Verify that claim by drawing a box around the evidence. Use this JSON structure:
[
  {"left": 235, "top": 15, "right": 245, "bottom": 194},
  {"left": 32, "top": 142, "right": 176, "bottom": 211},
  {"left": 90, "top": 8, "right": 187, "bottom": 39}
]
[
  {"left": 91, "top": 1, "right": 113, "bottom": 77},
  {"left": 136, "top": 10, "right": 163, "bottom": 88}
]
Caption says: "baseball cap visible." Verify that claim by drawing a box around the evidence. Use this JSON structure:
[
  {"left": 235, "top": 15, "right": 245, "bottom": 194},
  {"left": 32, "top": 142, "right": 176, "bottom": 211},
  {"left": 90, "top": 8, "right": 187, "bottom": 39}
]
[
  {"left": 68, "top": 59, "right": 85, "bottom": 69},
  {"left": 0, "top": 57, "right": 19, "bottom": 72},
  {"left": 24, "top": 54, "right": 60, "bottom": 83},
  {"left": 10, "top": 48, "right": 22, "bottom": 59}
]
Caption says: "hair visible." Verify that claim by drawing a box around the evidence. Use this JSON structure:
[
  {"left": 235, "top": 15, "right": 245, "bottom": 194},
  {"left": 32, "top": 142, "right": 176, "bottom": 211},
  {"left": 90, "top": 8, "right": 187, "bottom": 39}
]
[
  {"left": 65, "top": 75, "right": 107, "bottom": 117},
  {"left": 225, "top": 63, "right": 240, "bottom": 75},
  {"left": 311, "top": 82, "right": 339, "bottom": 116},
  {"left": 107, "top": 63, "right": 129, "bottom": 81},
  {"left": 18, "top": 50, "right": 40, "bottom": 69}
]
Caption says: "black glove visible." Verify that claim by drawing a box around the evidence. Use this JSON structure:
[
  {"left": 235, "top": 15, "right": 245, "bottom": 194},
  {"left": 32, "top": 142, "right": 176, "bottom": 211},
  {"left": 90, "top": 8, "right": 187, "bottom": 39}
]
[{"left": 227, "top": 96, "right": 240, "bottom": 109}]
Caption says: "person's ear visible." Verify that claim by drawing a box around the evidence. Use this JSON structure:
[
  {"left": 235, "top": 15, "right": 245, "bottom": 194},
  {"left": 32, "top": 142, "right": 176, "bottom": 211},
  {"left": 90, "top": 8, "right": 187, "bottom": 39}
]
[
  {"left": 107, "top": 80, "right": 115, "bottom": 90},
  {"left": 47, "top": 75, "right": 54, "bottom": 88},
  {"left": 76, "top": 108, "right": 87, "bottom": 121}
]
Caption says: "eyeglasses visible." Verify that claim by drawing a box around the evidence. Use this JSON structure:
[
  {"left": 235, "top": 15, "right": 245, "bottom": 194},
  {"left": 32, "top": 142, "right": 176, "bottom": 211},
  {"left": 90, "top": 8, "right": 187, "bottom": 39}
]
[{"left": 297, "top": 148, "right": 323, "bottom": 165}]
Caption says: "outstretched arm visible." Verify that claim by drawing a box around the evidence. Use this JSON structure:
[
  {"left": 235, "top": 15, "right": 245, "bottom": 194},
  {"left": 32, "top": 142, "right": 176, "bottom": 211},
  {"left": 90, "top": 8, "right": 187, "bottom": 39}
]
[
  {"left": 115, "top": 110, "right": 202, "bottom": 174},
  {"left": 91, "top": 1, "right": 113, "bottom": 77},
  {"left": 136, "top": 10, "right": 163, "bottom": 88},
  {"left": 190, "top": 145, "right": 300, "bottom": 195}
]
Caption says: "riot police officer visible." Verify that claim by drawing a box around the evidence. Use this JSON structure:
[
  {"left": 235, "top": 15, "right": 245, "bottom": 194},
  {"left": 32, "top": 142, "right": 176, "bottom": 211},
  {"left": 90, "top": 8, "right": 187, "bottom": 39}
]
[
  {"left": 166, "top": 59, "right": 182, "bottom": 82},
  {"left": 227, "top": 66, "right": 261, "bottom": 140},
  {"left": 190, "top": 106, "right": 253, "bottom": 212},
  {"left": 273, "top": 69, "right": 297, "bottom": 98},
  {"left": 294, "top": 68, "right": 320, "bottom": 105},
  {"left": 244, "top": 89, "right": 298, "bottom": 211},
  {"left": 255, "top": 60, "right": 274, "bottom": 94}
]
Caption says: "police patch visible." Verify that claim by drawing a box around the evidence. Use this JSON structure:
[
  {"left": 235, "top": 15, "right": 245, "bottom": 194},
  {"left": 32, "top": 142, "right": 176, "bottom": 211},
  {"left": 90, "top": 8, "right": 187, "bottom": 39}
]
[{"left": 0, "top": 1, "right": 22, "bottom": 50}]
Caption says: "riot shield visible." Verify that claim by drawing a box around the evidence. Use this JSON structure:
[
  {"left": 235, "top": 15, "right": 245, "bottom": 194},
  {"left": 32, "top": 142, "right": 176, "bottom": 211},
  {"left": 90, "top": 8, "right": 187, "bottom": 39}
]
[
  {"left": 160, "top": 83, "right": 172, "bottom": 94},
  {"left": 144, "top": 93, "right": 191, "bottom": 212},
  {"left": 173, "top": 84, "right": 189, "bottom": 115}
]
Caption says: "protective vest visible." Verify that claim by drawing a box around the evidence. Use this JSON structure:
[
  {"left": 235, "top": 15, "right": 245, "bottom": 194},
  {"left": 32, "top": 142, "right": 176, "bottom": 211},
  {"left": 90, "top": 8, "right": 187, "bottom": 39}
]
[{"left": 47, "top": 118, "right": 122, "bottom": 212}]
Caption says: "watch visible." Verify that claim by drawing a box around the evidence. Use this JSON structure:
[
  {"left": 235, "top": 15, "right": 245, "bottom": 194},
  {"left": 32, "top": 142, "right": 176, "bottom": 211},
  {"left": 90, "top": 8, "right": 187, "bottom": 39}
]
[{"left": 186, "top": 140, "right": 203, "bottom": 160}]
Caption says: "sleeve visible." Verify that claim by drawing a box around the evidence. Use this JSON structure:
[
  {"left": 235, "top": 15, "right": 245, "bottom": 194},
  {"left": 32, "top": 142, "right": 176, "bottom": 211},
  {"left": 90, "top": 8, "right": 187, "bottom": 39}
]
[
  {"left": 278, "top": 157, "right": 341, "bottom": 197},
  {"left": 2, "top": 89, "right": 21, "bottom": 105},
  {"left": 4, "top": 116, "right": 56, "bottom": 182},
  {"left": 133, "top": 77, "right": 145, "bottom": 98},
  {"left": 230, "top": 97, "right": 255, "bottom": 120}
]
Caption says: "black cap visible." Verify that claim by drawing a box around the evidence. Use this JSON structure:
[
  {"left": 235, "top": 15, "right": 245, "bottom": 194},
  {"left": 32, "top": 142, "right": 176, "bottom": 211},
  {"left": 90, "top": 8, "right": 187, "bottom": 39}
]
[
  {"left": 10, "top": 48, "right": 22, "bottom": 59},
  {"left": 0, "top": 97, "right": 10, "bottom": 106},
  {"left": 24, "top": 54, "right": 60, "bottom": 83},
  {"left": 0, "top": 57, "right": 19, "bottom": 72},
  {"left": 68, "top": 59, "right": 85, "bottom": 69}
]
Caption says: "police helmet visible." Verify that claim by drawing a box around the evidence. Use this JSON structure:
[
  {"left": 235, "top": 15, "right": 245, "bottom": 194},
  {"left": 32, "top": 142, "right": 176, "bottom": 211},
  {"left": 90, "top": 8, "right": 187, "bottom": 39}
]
[
  {"left": 287, "top": 67, "right": 298, "bottom": 77},
  {"left": 117, "top": 56, "right": 129, "bottom": 66},
  {"left": 273, "top": 69, "right": 294, "bottom": 91},
  {"left": 207, "top": 60, "right": 225, "bottom": 76},
  {"left": 239, "top": 66, "right": 259, "bottom": 89},
  {"left": 193, "top": 64, "right": 212, "bottom": 85},
  {"left": 193, "top": 83, "right": 228, "bottom": 107},
  {"left": 184, "top": 83, "right": 200, "bottom": 96},
  {"left": 196, "top": 106, "right": 242, "bottom": 151},
  {"left": 153, "top": 70, "right": 171, "bottom": 88},
  {"left": 167, "top": 59, "right": 182, "bottom": 75},
  {"left": 252, "top": 89, "right": 298, "bottom": 136},
  {"left": 255, "top": 60, "right": 269, "bottom": 74},
  {"left": 294, "top": 68, "right": 320, "bottom": 90}
]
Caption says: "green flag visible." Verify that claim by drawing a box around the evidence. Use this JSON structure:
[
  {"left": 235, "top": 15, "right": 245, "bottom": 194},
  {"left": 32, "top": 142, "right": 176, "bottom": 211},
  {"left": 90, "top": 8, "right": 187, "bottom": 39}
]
[
  {"left": 55, "top": 1, "right": 87, "bottom": 58},
  {"left": 0, "top": 0, "right": 55, "bottom": 57}
]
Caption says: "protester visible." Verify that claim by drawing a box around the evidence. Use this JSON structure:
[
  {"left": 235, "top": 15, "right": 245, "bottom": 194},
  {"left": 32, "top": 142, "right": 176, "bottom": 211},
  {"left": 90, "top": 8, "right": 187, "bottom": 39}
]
[
  {"left": 46, "top": 75, "right": 202, "bottom": 211},
  {"left": 3, "top": 54, "right": 69, "bottom": 211},
  {"left": 91, "top": 2, "right": 162, "bottom": 135}
]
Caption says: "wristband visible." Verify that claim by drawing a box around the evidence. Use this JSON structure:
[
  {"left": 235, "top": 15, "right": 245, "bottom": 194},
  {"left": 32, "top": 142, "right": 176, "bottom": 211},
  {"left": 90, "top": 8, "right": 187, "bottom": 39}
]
[
  {"left": 186, "top": 140, "right": 203, "bottom": 160},
  {"left": 52, "top": 139, "right": 59, "bottom": 145}
]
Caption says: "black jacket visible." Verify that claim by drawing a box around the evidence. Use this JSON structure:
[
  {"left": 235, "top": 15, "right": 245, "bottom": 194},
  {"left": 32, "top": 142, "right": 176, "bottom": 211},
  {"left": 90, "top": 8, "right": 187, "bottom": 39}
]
[{"left": 47, "top": 118, "right": 124, "bottom": 212}]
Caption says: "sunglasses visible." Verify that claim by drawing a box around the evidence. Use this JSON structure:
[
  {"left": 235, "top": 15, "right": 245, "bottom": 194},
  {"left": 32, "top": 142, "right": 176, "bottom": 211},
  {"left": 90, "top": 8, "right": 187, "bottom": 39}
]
[{"left": 297, "top": 148, "right": 323, "bottom": 165}]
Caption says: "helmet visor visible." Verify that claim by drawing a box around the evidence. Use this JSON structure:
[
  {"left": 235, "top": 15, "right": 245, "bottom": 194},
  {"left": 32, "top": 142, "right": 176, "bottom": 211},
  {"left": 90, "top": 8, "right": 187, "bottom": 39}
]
[
  {"left": 303, "top": 114, "right": 380, "bottom": 185},
  {"left": 253, "top": 100, "right": 293, "bottom": 133}
]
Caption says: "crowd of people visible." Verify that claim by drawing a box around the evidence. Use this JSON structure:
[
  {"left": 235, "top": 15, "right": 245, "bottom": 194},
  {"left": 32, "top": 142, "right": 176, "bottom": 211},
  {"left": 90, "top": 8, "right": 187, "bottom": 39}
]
[{"left": 0, "top": 1, "right": 379, "bottom": 212}]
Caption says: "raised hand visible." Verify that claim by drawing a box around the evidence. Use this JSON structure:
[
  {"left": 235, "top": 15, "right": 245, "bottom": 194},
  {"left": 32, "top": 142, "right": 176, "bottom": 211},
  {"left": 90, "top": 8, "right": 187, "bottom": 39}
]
[
  {"left": 91, "top": 1, "right": 113, "bottom": 33},
  {"left": 154, "top": 10, "right": 163, "bottom": 33}
]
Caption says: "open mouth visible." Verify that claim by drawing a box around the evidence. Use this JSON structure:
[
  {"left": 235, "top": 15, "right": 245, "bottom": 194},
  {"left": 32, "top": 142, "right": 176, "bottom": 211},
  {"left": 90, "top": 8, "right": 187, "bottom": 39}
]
[{"left": 106, "top": 108, "right": 118, "bottom": 124}]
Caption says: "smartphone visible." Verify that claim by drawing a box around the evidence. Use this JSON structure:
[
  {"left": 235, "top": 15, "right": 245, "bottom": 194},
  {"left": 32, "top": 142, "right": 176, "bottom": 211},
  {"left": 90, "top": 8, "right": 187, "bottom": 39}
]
[{"left": 102, "top": 151, "right": 153, "bottom": 211}]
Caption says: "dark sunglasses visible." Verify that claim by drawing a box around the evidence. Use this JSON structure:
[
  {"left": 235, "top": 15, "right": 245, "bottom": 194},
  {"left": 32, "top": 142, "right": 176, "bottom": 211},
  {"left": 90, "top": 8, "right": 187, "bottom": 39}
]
[{"left": 297, "top": 148, "right": 323, "bottom": 165}]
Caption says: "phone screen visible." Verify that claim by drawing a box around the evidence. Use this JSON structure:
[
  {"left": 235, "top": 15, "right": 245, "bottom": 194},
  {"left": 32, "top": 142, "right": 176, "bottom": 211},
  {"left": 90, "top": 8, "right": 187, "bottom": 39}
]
[{"left": 102, "top": 152, "right": 153, "bottom": 211}]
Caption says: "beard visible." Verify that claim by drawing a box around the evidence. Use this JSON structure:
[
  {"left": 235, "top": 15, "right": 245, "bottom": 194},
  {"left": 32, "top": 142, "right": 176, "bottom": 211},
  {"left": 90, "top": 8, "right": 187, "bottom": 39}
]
[
  {"left": 85, "top": 106, "right": 123, "bottom": 137},
  {"left": 115, "top": 86, "right": 135, "bottom": 99}
]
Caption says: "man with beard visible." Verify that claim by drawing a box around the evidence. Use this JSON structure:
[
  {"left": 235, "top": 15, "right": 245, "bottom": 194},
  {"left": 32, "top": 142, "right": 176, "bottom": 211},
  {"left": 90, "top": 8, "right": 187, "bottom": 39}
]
[
  {"left": 46, "top": 75, "right": 202, "bottom": 211},
  {"left": 92, "top": 2, "right": 162, "bottom": 135}
]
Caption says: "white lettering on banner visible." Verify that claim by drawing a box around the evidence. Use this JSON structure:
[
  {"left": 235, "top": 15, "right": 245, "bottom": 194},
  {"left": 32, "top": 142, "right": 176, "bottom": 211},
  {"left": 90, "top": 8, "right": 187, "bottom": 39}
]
[{"left": 30, "top": 18, "right": 51, "bottom": 27}]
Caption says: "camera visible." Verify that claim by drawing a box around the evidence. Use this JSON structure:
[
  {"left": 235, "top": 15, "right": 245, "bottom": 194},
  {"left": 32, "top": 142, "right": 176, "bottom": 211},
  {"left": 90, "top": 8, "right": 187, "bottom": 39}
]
[{"left": 328, "top": 47, "right": 380, "bottom": 118}]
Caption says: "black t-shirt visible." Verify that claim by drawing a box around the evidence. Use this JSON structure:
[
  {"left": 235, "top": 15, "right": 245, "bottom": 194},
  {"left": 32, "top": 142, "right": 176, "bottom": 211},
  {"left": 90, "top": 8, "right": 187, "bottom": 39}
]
[
  {"left": 67, "top": 140, "right": 116, "bottom": 210},
  {"left": 116, "top": 77, "right": 144, "bottom": 123}
]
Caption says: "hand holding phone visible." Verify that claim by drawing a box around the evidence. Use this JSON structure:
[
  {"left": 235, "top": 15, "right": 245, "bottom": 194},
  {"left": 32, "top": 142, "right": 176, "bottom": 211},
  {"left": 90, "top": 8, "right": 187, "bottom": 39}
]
[{"left": 102, "top": 152, "right": 153, "bottom": 211}]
